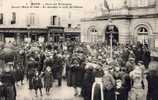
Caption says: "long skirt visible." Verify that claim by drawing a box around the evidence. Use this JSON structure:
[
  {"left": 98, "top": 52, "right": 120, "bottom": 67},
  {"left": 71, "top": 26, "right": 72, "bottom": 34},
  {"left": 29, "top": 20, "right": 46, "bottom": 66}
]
[
  {"left": 5, "top": 85, "right": 16, "bottom": 100},
  {"left": 91, "top": 82, "right": 104, "bottom": 100}
]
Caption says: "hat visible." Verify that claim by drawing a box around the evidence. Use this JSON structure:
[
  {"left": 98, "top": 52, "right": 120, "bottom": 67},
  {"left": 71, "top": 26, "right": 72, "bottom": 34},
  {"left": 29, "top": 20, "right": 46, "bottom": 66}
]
[
  {"left": 129, "top": 57, "right": 135, "bottom": 61},
  {"left": 7, "top": 62, "right": 14, "bottom": 65},
  {"left": 138, "top": 61, "right": 144, "bottom": 65}
]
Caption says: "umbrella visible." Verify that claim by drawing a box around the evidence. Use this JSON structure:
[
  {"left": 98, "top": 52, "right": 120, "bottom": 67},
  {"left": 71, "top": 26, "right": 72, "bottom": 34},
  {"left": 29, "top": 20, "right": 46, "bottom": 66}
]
[
  {"left": 3, "top": 43, "right": 16, "bottom": 49},
  {"left": 0, "top": 48, "right": 17, "bottom": 62}
]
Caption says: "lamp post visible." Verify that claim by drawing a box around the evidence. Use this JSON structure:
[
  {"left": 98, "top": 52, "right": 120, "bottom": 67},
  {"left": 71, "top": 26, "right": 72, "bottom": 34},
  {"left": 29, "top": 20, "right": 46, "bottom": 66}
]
[
  {"left": 27, "top": 24, "right": 30, "bottom": 38},
  {"left": 108, "top": 18, "right": 114, "bottom": 59},
  {"left": 27, "top": 24, "right": 31, "bottom": 43}
]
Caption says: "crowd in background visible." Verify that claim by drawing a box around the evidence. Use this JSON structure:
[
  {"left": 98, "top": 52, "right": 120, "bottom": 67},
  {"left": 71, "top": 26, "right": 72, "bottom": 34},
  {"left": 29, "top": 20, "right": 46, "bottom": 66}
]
[{"left": 0, "top": 40, "right": 157, "bottom": 100}]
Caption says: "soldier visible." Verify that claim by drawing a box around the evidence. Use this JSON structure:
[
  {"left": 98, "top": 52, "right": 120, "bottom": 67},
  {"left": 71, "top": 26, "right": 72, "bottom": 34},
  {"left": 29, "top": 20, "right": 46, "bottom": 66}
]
[{"left": 128, "top": 66, "right": 148, "bottom": 100}]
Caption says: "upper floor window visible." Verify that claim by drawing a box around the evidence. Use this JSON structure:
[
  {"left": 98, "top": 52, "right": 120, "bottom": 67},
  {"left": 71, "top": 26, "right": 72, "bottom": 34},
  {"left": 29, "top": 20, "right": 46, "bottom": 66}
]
[
  {"left": 11, "top": 12, "right": 16, "bottom": 24},
  {"left": 137, "top": 27, "right": 148, "bottom": 35},
  {"left": 0, "top": 13, "right": 3, "bottom": 24},
  {"left": 27, "top": 13, "right": 39, "bottom": 26},
  {"left": 138, "top": 0, "right": 148, "bottom": 7},
  {"left": 68, "top": 24, "right": 72, "bottom": 28},
  {"left": 50, "top": 15, "right": 57, "bottom": 25}
]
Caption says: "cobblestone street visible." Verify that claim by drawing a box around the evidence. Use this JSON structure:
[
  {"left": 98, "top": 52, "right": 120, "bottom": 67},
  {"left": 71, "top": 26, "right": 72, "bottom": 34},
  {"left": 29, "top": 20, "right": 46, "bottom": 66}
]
[{"left": 16, "top": 80, "right": 83, "bottom": 100}]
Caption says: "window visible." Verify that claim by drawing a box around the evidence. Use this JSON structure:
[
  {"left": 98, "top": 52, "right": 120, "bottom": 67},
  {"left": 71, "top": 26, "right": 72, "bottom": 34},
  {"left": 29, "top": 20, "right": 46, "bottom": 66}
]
[
  {"left": 27, "top": 13, "right": 38, "bottom": 26},
  {"left": 87, "top": 26, "right": 99, "bottom": 42},
  {"left": 0, "top": 13, "right": 3, "bottom": 24},
  {"left": 137, "top": 27, "right": 149, "bottom": 44},
  {"left": 137, "top": 27, "right": 148, "bottom": 35},
  {"left": 138, "top": 0, "right": 148, "bottom": 7},
  {"left": 11, "top": 12, "right": 16, "bottom": 24},
  {"left": 50, "top": 15, "right": 57, "bottom": 25},
  {"left": 68, "top": 24, "right": 71, "bottom": 28}
]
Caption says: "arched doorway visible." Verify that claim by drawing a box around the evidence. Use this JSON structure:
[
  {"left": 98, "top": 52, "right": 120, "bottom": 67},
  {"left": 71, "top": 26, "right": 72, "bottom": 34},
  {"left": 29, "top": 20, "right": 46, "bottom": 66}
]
[{"left": 105, "top": 25, "right": 119, "bottom": 45}]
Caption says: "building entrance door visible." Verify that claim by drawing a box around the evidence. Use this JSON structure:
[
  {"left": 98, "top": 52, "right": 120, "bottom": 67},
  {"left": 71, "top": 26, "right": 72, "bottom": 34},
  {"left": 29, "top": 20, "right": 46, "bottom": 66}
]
[
  {"left": 31, "top": 34, "right": 38, "bottom": 42},
  {"left": 54, "top": 34, "right": 60, "bottom": 42},
  {"left": 105, "top": 25, "right": 119, "bottom": 45},
  {"left": 137, "top": 27, "right": 149, "bottom": 45}
]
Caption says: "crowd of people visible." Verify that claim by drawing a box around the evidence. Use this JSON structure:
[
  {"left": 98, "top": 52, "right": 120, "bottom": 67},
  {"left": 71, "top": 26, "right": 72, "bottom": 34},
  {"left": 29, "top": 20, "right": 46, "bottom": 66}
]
[{"left": 0, "top": 40, "right": 157, "bottom": 100}]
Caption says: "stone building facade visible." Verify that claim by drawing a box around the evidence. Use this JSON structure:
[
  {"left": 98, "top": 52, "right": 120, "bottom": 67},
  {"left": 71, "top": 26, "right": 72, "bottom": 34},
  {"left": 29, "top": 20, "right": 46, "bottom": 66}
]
[
  {"left": 0, "top": 0, "right": 75, "bottom": 43},
  {"left": 81, "top": 0, "right": 158, "bottom": 48}
]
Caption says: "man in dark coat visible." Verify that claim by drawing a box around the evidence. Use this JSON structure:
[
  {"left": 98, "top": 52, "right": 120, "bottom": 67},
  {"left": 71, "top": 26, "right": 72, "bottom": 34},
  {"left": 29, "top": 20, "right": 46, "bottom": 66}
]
[
  {"left": 113, "top": 67, "right": 131, "bottom": 100},
  {"left": 70, "top": 57, "right": 83, "bottom": 96},
  {"left": 135, "top": 45, "right": 144, "bottom": 64},
  {"left": 27, "top": 58, "right": 36, "bottom": 89},
  {"left": 52, "top": 53, "right": 63, "bottom": 86},
  {"left": 82, "top": 66, "right": 95, "bottom": 100},
  {"left": 142, "top": 47, "right": 151, "bottom": 69},
  {"left": 1, "top": 65, "right": 16, "bottom": 100},
  {"left": 15, "top": 65, "right": 24, "bottom": 85},
  {"left": 146, "top": 67, "right": 158, "bottom": 100}
]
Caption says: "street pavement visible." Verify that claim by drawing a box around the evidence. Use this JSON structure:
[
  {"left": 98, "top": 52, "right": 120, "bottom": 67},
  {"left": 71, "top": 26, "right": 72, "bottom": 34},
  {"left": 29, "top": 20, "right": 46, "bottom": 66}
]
[{"left": 16, "top": 79, "right": 83, "bottom": 100}]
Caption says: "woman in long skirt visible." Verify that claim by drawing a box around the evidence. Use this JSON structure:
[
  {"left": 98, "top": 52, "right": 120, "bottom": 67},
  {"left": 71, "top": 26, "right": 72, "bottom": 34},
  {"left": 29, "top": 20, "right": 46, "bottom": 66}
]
[
  {"left": 82, "top": 66, "right": 95, "bottom": 100},
  {"left": 91, "top": 66, "right": 104, "bottom": 100}
]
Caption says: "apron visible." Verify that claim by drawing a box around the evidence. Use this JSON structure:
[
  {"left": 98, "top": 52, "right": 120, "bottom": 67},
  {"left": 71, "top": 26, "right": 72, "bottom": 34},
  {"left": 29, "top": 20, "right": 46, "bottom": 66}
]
[{"left": 91, "top": 78, "right": 104, "bottom": 100}]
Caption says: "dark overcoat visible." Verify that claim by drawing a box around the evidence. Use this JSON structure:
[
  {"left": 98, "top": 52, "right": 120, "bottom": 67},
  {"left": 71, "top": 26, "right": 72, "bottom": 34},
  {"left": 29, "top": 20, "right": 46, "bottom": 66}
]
[
  {"left": 1, "top": 72, "right": 16, "bottom": 100},
  {"left": 32, "top": 76, "right": 43, "bottom": 90}
]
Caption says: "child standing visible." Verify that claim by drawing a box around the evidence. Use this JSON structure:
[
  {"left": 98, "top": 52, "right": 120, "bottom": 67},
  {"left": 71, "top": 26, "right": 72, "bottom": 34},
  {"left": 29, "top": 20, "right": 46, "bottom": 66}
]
[
  {"left": 32, "top": 71, "right": 43, "bottom": 97},
  {"left": 43, "top": 66, "right": 53, "bottom": 95}
]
